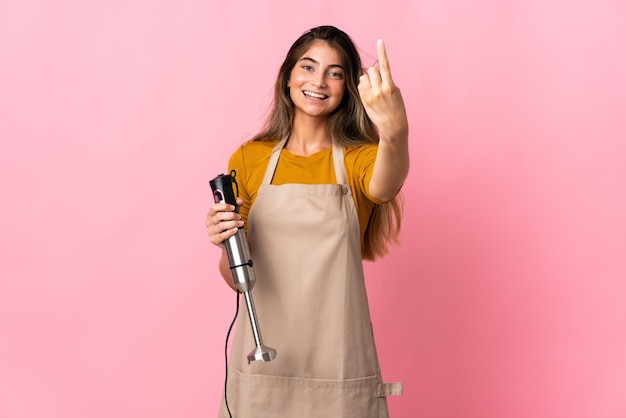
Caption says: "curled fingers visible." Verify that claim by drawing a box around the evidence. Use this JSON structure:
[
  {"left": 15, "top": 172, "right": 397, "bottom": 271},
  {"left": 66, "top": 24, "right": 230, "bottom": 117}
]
[{"left": 206, "top": 203, "right": 243, "bottom": 246}]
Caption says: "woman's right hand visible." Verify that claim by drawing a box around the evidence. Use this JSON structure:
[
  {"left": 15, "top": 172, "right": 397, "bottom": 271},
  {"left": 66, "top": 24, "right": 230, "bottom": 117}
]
[{"left": 205, "top": 197, "right": 244, "bottom": 248}]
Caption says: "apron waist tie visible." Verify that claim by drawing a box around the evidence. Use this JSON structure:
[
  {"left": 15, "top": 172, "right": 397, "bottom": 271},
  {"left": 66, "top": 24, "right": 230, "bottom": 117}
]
[{"left": 375, "top": 382, "right": 403, "bottom": 397}]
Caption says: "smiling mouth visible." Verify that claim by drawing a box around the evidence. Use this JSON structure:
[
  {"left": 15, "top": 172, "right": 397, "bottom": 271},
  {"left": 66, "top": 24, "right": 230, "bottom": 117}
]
[{"left": 303, "top": 90, "right": 328, "bottom": 100}]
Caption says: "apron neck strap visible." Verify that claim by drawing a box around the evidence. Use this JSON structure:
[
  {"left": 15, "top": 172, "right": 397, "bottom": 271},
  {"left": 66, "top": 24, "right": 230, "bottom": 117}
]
[
  {"left": 261, "top": 138, "right": 346, "bottom": 185},
  {"left": 331, "top": 142, "right": 346, "bottom": 184}
]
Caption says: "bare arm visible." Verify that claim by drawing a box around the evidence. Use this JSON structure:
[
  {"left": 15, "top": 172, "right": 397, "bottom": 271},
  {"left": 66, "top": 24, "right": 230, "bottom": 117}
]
[
  {"left": 218, "top": 249, "right": 237, "bottom": 291},
  {"left": 358, "top": 39, "right": 410, "bottom": 201},
  {"left": 206, "top": 198, "right": 244, "bottom": 291}
]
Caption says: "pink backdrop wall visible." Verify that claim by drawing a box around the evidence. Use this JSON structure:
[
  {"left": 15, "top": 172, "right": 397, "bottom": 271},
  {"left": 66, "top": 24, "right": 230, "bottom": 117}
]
[{"left": 1, "top": 1, "right": 625, "bottom": 417}]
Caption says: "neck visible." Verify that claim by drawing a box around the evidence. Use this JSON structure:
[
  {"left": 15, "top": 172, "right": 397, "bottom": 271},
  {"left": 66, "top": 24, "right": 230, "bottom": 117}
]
[{"left": 286, "top": 114, "right": 331, "bottom": 156}]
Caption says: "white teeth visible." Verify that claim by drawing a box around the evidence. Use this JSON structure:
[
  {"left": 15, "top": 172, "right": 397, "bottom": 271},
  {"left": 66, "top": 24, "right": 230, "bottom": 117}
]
[{"left": 303, "top": 91, "right": 327, "bottom": 100}]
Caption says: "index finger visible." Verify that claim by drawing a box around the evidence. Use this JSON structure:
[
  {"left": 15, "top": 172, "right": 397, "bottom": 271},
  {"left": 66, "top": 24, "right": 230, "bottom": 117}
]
[
  {"left": 377, "top": 39, "right": 395, "bottom": 85},
  {"left": 211, "top": 202, "right": 237, "bottom": 213}
]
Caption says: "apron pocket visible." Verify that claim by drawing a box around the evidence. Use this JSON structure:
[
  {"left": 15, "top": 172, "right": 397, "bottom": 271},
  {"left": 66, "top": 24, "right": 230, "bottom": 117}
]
[{"left": 232, "top": 370, "right": 396, "bottom": 418}]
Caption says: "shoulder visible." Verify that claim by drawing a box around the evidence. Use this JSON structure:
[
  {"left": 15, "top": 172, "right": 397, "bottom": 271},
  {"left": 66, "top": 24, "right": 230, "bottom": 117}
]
[
  {"left": 231, "top": 139, "right": 279, "bottom": 159},
  {"left": 343, "top": 143, "right": 378, "bottom": 170},
  {"left": 344, "top": 143, "right": 378, "bottom": 157},
  {"left": 229, "top": 139, "right": 279, "bottom": 169}
]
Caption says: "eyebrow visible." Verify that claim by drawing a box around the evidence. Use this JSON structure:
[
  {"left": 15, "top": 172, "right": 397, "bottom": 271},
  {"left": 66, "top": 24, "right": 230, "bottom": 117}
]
[{"left": 298, "top": 57, "right": 344, "bottom": 70}]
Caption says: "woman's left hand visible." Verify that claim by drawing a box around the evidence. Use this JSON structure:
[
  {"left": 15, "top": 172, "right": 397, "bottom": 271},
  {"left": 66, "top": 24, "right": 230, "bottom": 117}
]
[{"left": 358, "top": 39, "right": 409, "bottom": 143}]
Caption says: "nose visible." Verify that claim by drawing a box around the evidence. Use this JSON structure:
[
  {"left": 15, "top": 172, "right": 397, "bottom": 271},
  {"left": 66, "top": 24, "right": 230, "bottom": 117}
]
[{"left": 311, "top": 71, "right": 327, "bottom": 88}]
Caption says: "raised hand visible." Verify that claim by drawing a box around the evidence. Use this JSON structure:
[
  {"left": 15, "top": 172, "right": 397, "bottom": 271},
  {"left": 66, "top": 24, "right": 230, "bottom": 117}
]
[
  {"left": 358, "top": 39, "right": 409, "bottom": 143},
  {"left": 359, "top": 39, "right": 410, "bottom": 202}
]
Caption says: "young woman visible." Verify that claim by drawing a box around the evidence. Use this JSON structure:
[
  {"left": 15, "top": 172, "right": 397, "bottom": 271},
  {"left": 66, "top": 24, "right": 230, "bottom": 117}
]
[{"left": 206, "top": 25, "right": 409, "bottom": 418}]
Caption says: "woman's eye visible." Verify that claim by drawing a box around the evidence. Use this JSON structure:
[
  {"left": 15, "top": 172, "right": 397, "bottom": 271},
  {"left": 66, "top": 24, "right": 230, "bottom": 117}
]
[
  {"left": 302, "top": 65, "right": 313, "bottom": 71},
  {"left": 328, "top": 71, "right": 343, "bottom": 79}
]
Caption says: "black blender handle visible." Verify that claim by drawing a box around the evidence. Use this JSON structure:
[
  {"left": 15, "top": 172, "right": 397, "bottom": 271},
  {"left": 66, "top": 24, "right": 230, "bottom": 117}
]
[{"left": 210, "top": 173, "right": 239, "bottom": 214}]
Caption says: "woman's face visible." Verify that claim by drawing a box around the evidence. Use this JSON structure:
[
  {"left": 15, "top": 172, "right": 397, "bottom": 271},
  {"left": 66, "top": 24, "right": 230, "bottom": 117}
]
[{"left": 287, "top": 40, "right": 346, "bottom": 120}]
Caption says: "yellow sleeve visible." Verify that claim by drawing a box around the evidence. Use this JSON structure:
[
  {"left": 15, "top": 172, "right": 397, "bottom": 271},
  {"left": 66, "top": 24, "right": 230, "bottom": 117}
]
[
  {"left": 345, "top": 144, "right": 395, "bottom": 248},
  {"left": 227, "top": 140, "right": 277, "bottom": 227},
  {"left": 344, "top": 144, "right": 388, "bottom": 204}
]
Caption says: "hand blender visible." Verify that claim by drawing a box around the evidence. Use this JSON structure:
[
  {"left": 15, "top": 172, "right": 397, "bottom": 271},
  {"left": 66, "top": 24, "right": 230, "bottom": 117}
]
[{"left": 210, "top": 173, "right": 277, "bottom": 363}]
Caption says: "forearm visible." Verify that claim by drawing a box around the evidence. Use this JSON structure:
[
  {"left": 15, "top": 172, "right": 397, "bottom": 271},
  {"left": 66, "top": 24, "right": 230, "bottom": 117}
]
[
  {"left": 369, "top": 130, "right": 410, "bottom": 201},
  {"left": 219, "top": 249, "right": 238, "bottom": 291}
]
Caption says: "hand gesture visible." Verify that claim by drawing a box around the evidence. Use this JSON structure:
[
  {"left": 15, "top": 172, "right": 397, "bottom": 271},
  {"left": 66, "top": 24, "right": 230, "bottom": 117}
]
[{"left": 358, "top": 39, "right": 409, "bottom": 143}]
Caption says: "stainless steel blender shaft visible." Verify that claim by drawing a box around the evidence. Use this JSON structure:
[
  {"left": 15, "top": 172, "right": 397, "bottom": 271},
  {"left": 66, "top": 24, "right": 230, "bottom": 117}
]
[
  {"left": 211, "top": 172, "right": 277, "bottom": 364},
  {"left": 226, "top": 230, "right": 277, "bottom": 364},
  {"left": 242, "top": 291, "right": 277, "bottom": 363}
]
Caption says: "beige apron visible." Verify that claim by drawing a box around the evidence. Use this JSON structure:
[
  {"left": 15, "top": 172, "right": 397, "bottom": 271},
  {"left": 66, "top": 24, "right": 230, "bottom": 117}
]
[{"left": 219, "top": 139, "right": 402, "bottom": 418}]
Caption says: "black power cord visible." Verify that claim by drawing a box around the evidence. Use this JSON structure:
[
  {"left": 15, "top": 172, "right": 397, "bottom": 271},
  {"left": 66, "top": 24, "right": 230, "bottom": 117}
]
[
  {"left": 224, "top": 290, "right": 240, "bottom": 418},
  {"left": 222, "top": 169, "right": 242, "bottom": 417}
]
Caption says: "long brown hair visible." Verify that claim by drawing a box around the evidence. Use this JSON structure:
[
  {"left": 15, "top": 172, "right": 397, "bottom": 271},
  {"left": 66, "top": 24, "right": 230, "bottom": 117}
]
[{"left": 252, "top": 25, "right": 403, "bottom": 260}]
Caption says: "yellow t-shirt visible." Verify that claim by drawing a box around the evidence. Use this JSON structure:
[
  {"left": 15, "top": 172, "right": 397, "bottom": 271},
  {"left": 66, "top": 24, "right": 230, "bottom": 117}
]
[{"left": 227, "top": 140, "right": 386, "bottom": 248}]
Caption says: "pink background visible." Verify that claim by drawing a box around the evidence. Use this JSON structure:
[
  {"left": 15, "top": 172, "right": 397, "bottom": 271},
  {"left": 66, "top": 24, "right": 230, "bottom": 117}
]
[{"left": 1, "top": 1, "right": 625, "bottom": 417}]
